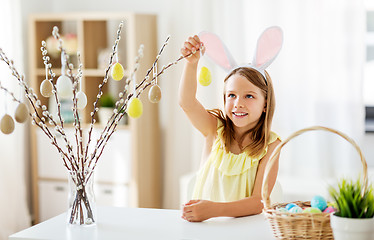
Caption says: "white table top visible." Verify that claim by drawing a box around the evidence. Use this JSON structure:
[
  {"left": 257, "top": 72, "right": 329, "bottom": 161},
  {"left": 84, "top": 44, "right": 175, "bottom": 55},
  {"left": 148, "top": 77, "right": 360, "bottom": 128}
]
[{"left": 9, "top": 206, "right": 274, "bottom": 240}]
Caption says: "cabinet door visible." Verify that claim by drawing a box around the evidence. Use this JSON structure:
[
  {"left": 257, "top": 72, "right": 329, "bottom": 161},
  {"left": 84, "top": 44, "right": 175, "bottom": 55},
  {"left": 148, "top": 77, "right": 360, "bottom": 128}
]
[
  {"left": 37, "top": 128, "right": 76, "bottom": 179},
  {"left": 95, "top": 183, "right": 129, "bottom": 207},
  {"left": 38, "top": 180, "right": 68, "bottom": 221},
  {"left": 90, "top": 129, "right": 131, "bottom": 184}
]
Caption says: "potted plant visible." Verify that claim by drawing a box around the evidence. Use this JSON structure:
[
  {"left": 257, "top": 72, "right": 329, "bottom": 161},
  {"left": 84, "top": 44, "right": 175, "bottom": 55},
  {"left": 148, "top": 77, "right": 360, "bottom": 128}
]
[
  {"left": 329, "top": 178, "right": 374, "bottom": 240},
  {"left": 98, "top": 93, "right": 128, "bottom": 126},
  {"left": 98, "top": 93, "right": 116, "bottom": 126}
]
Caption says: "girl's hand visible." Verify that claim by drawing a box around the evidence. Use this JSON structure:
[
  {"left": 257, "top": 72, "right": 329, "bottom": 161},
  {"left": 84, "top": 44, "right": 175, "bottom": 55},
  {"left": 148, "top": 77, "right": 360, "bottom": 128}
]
[
  {"left": 182, "top": 199, "right": 218, "bottom": 222},
  {"left": 181, "top": 35, "right": 204, "bottom": 64}
]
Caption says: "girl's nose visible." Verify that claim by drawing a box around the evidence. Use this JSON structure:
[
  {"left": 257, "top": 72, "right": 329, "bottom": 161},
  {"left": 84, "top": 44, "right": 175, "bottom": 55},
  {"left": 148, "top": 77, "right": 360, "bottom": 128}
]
[{"left": 234, "top": 98, "right": 244, "bottom": 108}]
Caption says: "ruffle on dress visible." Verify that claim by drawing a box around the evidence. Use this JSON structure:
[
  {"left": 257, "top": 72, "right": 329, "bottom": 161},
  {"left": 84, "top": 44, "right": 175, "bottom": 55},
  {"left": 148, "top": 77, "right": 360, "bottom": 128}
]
[{"left": 211, "top": 121, "right": 279, "bottom": 176}]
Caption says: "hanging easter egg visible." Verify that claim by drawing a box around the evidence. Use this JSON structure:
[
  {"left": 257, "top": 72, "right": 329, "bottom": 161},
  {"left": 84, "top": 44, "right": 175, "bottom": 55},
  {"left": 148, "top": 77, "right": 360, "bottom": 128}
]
[
  {"left": 127, "top": 97, "right": 143, "bottom": 119},
  {"left": 1, "top": 114, "right": 15, "bottom": 134},
  {"left": 40, "top": 79, "right": 53, "bottom": 97},
  {"left": 148, "top": 84, "right": 162, "bottom": 103},
  {"left": 56, "top": 75, "right": 73, "bottom": 98},
  {"left": 198, "top": 66, "right": 212, "bottom": 86},
  {"left": 111, "top": 62, "right": 124, "bottom": 81},
  {"left": 311, "top": 195, "right": 327, "bottom": 211},
  {"left": 14, "top": 103, "right": 29, "bottom": 123},
  {"left": 76, "top": 91, "right": 87, "bottom": 110}
]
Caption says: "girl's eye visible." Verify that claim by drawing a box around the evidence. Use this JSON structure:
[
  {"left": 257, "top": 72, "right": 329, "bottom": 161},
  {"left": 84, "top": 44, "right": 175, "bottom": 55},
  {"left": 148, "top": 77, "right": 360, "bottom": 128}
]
[
  {"left": 246, "top": 94, "right": 254, "bottom": 99},
  {"left": 227, "top": 93, "right": 236, "bottom": 98}
]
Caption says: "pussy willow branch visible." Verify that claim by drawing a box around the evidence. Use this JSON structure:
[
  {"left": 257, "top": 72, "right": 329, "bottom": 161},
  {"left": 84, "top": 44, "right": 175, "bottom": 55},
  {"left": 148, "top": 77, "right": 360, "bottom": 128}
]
[
  {"left": 0, "top": 82, "right": 22, "bottom": 104},
  {"left": 86, "top": 42, "right": 194, "bottom": 181},
  {"left": 87, "top": 37, "right": 169, "bottom": 173},
  {"left": 0, "top": 48, "right": 75, "bottom": 172},
  {"left": 87, "top": 45, "right": 144, "bottom": 170},
  {"left": 95, "top": 44, "right": 144, "bottom": 144},
  {"left": 52, "top": 28, "right": 88, "bottom": 190},
  {"left": 51, "top": 27, "right": 81, "bottom": 172},
  {"left": 40, "top": 42, "right": 78, "bottom": 172},
  {"left": 97, "top": 36, "right": 169, "bottom": 147},
  {"left": 84, "top": 21, "right": 124, "bottom": 168},
  {"left": 73, "top": 52, "right": 85, "bottom": 172}
]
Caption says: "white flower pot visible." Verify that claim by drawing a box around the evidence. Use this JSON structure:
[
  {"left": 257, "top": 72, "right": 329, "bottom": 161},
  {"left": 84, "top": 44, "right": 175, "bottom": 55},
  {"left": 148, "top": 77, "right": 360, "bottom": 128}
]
[
  {"left": 98, "top": 107, "right": 127, "bottom": 126},
  {"left": 98, "top": 107, "right": 114, "bottom": 126},
  {"left": 330, "top": 213, "right": 374, "bottom": 240}
]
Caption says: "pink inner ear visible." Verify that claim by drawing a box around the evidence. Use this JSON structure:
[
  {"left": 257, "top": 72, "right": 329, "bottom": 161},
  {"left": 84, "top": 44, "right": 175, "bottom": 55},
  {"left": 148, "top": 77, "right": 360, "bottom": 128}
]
[
  {"left": 199, "top": 32, "right": 233, "bottom": 70},
  {"left": 254, "top": 27, "right": 283, "bottom": 68}
]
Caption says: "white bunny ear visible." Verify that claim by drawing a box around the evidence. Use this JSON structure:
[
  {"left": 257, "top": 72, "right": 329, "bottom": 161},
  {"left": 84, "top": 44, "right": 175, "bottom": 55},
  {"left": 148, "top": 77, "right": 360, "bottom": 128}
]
[
  {"left": 252, "top": 26, "right": 283, "bottom": 71},
  {"left": 198, "top": 31, "right": 237, "bottom": 71}
]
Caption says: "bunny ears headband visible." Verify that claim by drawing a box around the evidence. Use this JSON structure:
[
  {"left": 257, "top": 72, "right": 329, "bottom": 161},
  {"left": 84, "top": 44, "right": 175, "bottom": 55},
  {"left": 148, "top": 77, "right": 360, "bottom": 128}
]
[{"left": 198, "top": 26, "right": 283, "bottom": 84}]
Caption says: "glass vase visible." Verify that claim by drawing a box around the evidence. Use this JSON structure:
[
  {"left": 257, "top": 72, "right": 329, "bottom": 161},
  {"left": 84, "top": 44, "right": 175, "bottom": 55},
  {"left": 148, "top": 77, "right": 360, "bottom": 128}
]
[{"left": 67, "top": 170, "right": 96, "bottom": 226}]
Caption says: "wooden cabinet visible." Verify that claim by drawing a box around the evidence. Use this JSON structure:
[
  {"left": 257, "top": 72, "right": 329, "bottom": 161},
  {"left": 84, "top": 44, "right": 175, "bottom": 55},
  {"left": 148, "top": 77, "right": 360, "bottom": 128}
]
[{"left": 28, "top": 13, "right": 160, "bottom": 223}]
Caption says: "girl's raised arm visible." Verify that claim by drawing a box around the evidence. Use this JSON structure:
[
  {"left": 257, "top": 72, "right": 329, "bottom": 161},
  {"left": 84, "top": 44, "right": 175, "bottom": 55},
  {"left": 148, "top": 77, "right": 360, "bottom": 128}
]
[{"left": 178, "top": 35, "right": 216, "bottom": 137}]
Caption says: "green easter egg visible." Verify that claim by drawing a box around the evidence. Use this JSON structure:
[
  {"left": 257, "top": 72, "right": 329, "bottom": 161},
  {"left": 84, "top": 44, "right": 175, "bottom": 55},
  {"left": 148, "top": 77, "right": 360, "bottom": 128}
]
[{"left": 302, "top": 207, "right": 322, "bottom": 213}]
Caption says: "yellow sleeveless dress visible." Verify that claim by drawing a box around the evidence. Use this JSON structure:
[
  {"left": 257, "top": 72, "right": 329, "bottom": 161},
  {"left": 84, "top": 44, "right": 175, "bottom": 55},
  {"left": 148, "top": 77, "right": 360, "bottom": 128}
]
[{"left": 191, "top": 120, "right": 280, "bottom": 202}]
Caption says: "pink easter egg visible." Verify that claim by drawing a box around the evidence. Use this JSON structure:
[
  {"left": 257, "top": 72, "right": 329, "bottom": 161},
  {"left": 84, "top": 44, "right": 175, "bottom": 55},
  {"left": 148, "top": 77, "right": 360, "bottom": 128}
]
[{"left": 323, "top": 206, "right": 336, "bottom": 213}]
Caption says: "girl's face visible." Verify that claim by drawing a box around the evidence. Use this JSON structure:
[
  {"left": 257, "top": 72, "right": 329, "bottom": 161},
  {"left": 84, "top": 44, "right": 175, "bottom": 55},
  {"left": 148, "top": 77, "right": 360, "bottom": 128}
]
[{"left": 224, "top": 73, "right": 266, "bottom": 132}]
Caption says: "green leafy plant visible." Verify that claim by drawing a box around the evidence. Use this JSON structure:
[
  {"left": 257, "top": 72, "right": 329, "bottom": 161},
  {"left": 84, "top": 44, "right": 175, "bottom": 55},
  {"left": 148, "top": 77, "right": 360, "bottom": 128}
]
[
  {"left": 329, "top": 178, "right": 374, "bottom": 218},
  {"left": 99, "top": 93, "right": 115, "bottom": 108}
]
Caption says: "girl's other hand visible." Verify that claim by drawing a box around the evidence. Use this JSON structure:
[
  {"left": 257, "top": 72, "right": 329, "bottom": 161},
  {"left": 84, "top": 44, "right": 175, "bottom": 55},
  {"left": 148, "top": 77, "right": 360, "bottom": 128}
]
[
  {"left": 181, "top": 35, "right": 204, "bottom": 64},
  {"left": 182, "top": 199, "right": 217, "bottom": 222}
]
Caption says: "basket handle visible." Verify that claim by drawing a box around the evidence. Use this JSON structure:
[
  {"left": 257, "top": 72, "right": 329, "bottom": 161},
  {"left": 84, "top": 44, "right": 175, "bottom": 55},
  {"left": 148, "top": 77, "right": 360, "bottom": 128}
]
[{"left": 261, "top": 126, "right": 368, "bottom": 209}]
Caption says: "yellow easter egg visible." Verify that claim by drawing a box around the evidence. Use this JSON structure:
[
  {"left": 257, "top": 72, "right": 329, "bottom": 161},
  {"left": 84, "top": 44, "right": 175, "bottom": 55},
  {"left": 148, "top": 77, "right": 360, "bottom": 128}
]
[
  {"left": 127, "top": 97, "right": 143, "bottom": 118},
  {"left": 111, "top": 62, "right": 124, "bottom": 81},
  {"left": 15, "top": 103, "right": 29, "bottom": 123},
  {"left": 198, "top": 66, "right": 212, "bottom": 86},
  {"left": 148, "top": 84, "right": 162, "bottom": 103},
  {"left": 1, "top": 114, "right": 15, "bottom": 134}
]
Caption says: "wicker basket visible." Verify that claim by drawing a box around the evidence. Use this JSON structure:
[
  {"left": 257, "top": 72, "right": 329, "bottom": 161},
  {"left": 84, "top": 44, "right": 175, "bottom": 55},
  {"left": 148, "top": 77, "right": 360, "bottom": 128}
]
[{"left": 261, "top": 126, "right": 368, "bottom": 240}]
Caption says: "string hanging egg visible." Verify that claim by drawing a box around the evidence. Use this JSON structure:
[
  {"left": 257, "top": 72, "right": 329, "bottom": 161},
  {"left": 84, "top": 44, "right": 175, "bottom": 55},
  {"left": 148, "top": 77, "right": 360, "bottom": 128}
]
[
  {"left": 127, "top": 97, "right": 143, "bottom": 118},
  {"left": 148, "top": 62, "right": 161, "bottom": 103},
  {"left": 198, "top": 66, "right": 212, "bottom": 86},
  {"left": 14, "top": 102, "right": 29, "bottom": 123},
  {"left": 1, "top": 114, "right": 15, "bottom": 134},
  {"left": 40, "top": 65, "right": 53, "bottom": 98}
]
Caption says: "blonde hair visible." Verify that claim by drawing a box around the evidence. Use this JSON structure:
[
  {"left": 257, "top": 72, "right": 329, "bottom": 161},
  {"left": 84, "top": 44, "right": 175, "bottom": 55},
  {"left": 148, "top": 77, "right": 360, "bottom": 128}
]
[{"left": 208, "top": 67, "right": 275, "bottom": 158}]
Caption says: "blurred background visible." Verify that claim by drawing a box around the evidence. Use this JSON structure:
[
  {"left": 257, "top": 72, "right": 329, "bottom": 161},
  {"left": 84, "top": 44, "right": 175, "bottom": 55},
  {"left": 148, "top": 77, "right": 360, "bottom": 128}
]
[{"left": 1, "top": 0, "right": 374, "bottom": 238}]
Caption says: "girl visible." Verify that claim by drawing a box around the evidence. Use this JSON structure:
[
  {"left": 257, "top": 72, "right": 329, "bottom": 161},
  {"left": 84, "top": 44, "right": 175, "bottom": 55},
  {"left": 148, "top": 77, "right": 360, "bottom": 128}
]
[{"left": 179, "top": 28, "right": 283, "bottom": 222}]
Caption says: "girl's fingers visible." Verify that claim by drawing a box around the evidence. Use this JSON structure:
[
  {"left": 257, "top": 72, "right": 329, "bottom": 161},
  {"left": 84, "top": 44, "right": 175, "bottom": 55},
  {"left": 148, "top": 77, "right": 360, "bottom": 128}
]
[
  {"left": 183, "top": 205, "right": 192, "bottom": 213},
  {"left": 184, "top": 42, "right": 196, "bottom": 52},
  {"left": 188, "top": 36, "right": 201, "bottom": 49},
  {"left": 181, "top": 47, "right": 191, "bottom": 56},
  {"left": 185, "top": 199, "right": 200, "bottom": 205}
]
